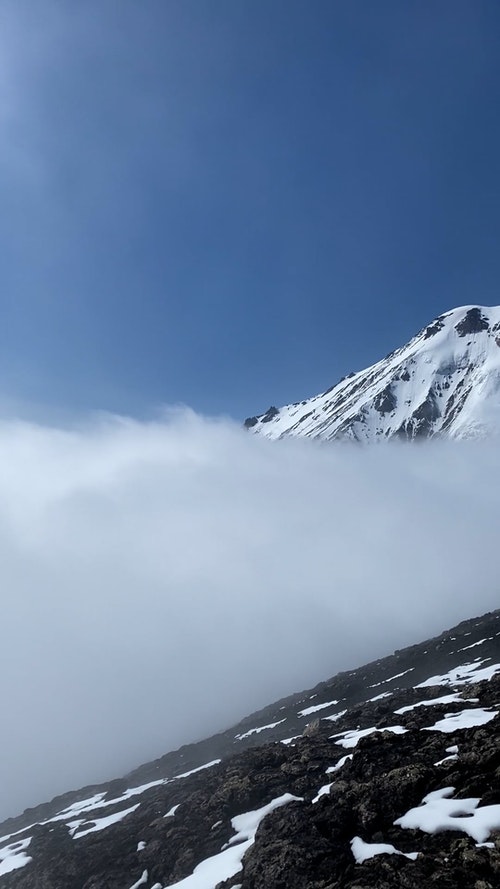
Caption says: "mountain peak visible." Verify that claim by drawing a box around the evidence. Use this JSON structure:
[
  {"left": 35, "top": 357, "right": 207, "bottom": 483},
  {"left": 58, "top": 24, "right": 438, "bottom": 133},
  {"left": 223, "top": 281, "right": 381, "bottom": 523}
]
[{"left": 245, "top": 305, "right": 500, "bottom": 443}]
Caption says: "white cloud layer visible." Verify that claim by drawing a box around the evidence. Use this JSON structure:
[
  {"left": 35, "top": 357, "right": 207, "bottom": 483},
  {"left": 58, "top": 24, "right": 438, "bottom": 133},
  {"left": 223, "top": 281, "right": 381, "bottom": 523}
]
[{"left": 1, "top": 410, "right": 499, "bottom": 821}]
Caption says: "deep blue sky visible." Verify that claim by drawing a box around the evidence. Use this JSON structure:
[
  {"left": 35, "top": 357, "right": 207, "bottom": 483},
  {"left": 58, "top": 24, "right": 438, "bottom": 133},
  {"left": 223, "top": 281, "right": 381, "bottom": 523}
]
[{"left": 2, "top": 0, "right": 500, "bottom": 419}]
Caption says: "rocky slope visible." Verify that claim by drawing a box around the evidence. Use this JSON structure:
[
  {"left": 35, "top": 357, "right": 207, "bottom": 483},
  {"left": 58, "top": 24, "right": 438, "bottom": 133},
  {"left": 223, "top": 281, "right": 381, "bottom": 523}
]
[
  {"left": 1, "top": 609, "right": 500, "bottom": 888},
  {"left": 244, "top": 305, "right": 500, "bottom": 442}
]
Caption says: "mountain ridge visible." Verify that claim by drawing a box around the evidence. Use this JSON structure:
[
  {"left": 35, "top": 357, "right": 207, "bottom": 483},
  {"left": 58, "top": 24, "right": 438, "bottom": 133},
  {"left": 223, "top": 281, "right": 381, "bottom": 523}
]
[
  {"left": 1, "top": 608, "right": 499, "bottom": 888},
  {"left": 244, "top": 305, "right": 500, "bottom": 442}
]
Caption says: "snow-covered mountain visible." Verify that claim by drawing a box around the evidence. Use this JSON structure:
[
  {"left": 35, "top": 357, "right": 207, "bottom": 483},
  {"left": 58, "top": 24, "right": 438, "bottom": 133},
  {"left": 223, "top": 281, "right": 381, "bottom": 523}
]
[{"left": 244, "top": 305, "right": 500, "bottom": 442}]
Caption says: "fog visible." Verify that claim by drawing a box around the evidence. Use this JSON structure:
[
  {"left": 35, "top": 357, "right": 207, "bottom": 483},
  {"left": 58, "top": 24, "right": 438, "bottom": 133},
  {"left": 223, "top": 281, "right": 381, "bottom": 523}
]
[{"left": 1, "top": 410, "right": 499, "bottom": 822}]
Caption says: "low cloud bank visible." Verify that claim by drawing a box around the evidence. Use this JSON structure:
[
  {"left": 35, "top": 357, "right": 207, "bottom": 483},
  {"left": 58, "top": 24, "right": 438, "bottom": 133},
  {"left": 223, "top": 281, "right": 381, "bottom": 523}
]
[{"left": 1, "top": 409, "right": 499, "bottom": 820}]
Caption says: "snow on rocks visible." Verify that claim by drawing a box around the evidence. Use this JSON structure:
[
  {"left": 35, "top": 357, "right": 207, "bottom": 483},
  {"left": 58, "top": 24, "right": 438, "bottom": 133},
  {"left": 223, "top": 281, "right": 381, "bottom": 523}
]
[
  {"left": 128, "top": 870, "right": 148, "bottom": 889},
  {"left": 326, "top": 754, "right": 353, "bottom": 773},
  {"left": 395, "top": 787, "right": 500, "bottom": 844},
  {"left": 163, "top": 794, "right": 303, "bottom": 889},
  {"left": 164, "top": 805, "right": 180, "bottom": 818},
  {"left": 369, "top": 669, "right": 415, "bottom": 688},
  {"left": 72, "top": 804, "right": 141, "bottom": 839},
  {"left": 434, "top": 745, "right": 459, "bottom": 766},
  {"left": 422, "top": 707, "right": 497, "bottom": 734},
  {"left": 235, "top": 720, "right": 286, "bottom": 741},
  {"left": 312, "top": 784, "right": 333, "bottom": 804},
  {"left": 298, "top": 700, "right": 339, "bottom": 717},
  {"left": 415, "top": 660, "right": 500, "bottom": 688},
  {"left": 350, "top": 836, "right": 418, "bottom": 864},
  {"left": 333, "top": 725, "right": 408, "bottom": 749},
  {"left": 0, "top": 839, "right": 32, "bottom": 876},
  {"left": 322, "top": 709, "right": 348, "bottom": 723},
  {"left": 394, "top": 692, "right": 476, "bottom": 715}
]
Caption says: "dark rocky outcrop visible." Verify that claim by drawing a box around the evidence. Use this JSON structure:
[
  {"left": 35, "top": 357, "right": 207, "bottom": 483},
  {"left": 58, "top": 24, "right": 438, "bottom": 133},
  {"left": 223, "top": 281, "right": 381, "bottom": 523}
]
[
  {"left": 423, "top": 315, "right": 446, "bottom": 339},
  {"left": 373, "top": 385, "right": 397, "bottom": 416},
  {"left": 260, "top": 406, "right": 280, "bottom": 424},
  {"left": 455, "top": 308, "right": 490, "bottom": 337}
]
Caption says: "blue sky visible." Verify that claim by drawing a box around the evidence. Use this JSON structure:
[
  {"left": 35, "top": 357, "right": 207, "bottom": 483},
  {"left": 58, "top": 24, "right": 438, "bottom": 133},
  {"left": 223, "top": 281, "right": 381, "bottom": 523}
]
[{"left": 2, "top": 0, "right": 500, "bottom": 419}]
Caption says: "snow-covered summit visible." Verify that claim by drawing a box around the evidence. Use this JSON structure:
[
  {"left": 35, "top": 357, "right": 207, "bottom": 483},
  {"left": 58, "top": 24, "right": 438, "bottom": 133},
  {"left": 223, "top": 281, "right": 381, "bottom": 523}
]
[{"left": 244, "top": 305, "right": 500, "bottom": 442}]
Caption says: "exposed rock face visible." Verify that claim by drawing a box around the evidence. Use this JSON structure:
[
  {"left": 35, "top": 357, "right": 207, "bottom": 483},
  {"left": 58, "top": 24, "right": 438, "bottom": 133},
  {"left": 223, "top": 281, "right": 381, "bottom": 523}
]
[
  {"left": 244, "top": 305, "right": 500, "bottom": 442},
  {"left": 1, "top": 610, "right": 500, "bottom": 888},
  {"left": 455, "top": 308, "right": 490, "bottom": 337}
]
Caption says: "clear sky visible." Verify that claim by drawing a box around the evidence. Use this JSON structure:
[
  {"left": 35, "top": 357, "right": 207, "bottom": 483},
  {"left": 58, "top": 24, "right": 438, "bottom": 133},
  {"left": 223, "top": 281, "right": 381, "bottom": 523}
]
[{"left": 2, "top": 0, "right": 500, "bottom": 419}]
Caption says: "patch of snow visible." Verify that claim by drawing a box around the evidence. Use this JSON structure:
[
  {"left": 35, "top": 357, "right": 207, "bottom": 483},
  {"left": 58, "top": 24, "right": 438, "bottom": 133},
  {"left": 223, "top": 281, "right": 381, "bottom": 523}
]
[
  {"left": 369, "top": 668, "right": 415, "bottom": 689},
  {"left": 298, "top": 700, "right": 339, "bottom": 717},
  {"left": 333, "top": 725, "right": 408, "bottom": 749},
  {"left": 326, "top": 754, "right": 353, "bottom": 773},
  {"left": 48, "top": 760, "right": 221, "bottom": 829},
  {"left": 395, "top": 786, "right": 500, "bottom": 844},
  {"left": 415, "top": 661, "right": 500, "bottom": 688},
  {"left": 164, "top": 804, "right": 180, "bottom": 818},
  {"left": 165, "top": 794, "right": 302, "bottom": 889},
  {"left": 235, "top": 720, "right": 286, "bottom": 741},
  {"left": 137, "top": 841, "right": 146, "bottom": 851},
  {"left": 280, "top": 735, "right": 301, "bottom": 745},
  {"left": 72, "top": 804, "right": 140, "bottom": 838},
  {"left": 171, "top": 761, "right": 221, "bottom": 781},
  {"left": 129, "top": 870, "right": 148, "bottom": 889},
  {"left": 0, "top": 838, "right": 32, "bottom": 876},
  {"left": 434, "top": 754, "right": 458, "bottom": 766},
  {"left": 422, "top": 708, "right": 497, "bottom": 734},
  {"left": 0, "top": 824, "right": 36, "bottom": 846},
  {"left": 394, "top": 692, "right": 475, "bottom": 715},
  {"left": 312, "top": 784, "right": 333, "bottom": 804},
  {"left": 367, "top": 692, "right": 393, "bottom": 702},
  {"left": 56, "top": 793, "right": 108, "bottom": 816},
  {"left": 456, "top": 637, "right": 491, "bottom": 653},
  {"left": 322, "top": 709, "right": 347, "bottom": 723},
  {"left": 351, "top": 836, "right": 418, "bottom": 864}
]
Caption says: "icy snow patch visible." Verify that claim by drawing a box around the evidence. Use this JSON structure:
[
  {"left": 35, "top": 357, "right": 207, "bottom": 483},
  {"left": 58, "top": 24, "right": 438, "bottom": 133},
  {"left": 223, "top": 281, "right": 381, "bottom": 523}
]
[
  {"left": 333, "top": 726, "right": 408, "bottom": 749},
  {"left": 394, "top": 693, "right": 475, "bottom": 715},
  {"left": 298, "top": 700, "right": 339, "bottom": 717},
  {"left": 164, "top": 804, "right": 180, "bottom": 818},
  {"left": 129, "top": 870, "right": 148, "bottom": 889},
  {"left": 235, "top": 720, "right": 286, "bottom": 741},
  {"left": 434, "top": 753, "right": 458, "bottom": 766},
  {"left": 456, "top": 637, "right": 492, "bottom": 653},
  {"left": 395, "top": 787, "right": 500, "bottom": 843},
  {"left": 72, "top": 804, "right": 140, "bottom": 838},
  {"left": 164, "top": 794, "right": 302, "bottom": 889},
  {"left": 369, "top": 668, "right": 415, "bottom": 688},
  {"left": 47, "top": 760, "right": 221, "bottom": 829},
  {"left": 415, "top": 661, "right": 500, "bottom": 688},
  {"left": 312, "top": 784, "right": 333, "bottom": 804},
  {"left": 0, "top": 838, "right": 32, "bottom": 876},
  {"left": 422, "top": 708, "right": 497, "bottom": 734},
  {"left": 322, "top": 709, "right": 347, "bottom": 723},
  {"left": 351, "top": 836, "right": 418, "bottom": 864},
  {"left": 326, "top": 754, "right": 353, "bottom": 774}
]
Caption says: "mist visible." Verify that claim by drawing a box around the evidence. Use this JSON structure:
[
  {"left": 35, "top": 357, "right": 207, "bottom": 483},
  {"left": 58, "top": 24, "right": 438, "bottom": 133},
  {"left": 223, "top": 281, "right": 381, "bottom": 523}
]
[{"left": 1, "top": 409, "right": 499, "bottom": 822}]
